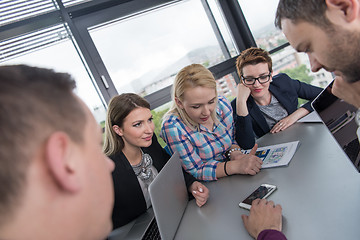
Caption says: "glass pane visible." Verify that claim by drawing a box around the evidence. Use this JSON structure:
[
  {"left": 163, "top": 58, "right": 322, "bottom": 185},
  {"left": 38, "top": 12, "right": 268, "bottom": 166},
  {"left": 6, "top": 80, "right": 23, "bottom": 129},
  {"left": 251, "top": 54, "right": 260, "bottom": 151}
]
[
  {"left": 152, "top": 102, "right": 171, "bottom": 148},
  {"left": 216, "top": 73, "right": 237, "bottom": 99},
  {"left": 238, "top": 0, "right": 288, "bottom": 51},
  {"left": 89, "top": 0, "right": 230, "bottom": 97},
  {"left": 0, "top": 29, "right": 107, "bottom": 125},
  {"left": 238, "top": 1, "right": 332, "bottom": 88},
  {"left": 271, "top": 45, "right": 333, "bottom": 88},
  {"left": 270, "top": 45, "right": 333, "bottom": 106},
  {"left": 207, "top": 0, "right": 238, "bottom": 57}
]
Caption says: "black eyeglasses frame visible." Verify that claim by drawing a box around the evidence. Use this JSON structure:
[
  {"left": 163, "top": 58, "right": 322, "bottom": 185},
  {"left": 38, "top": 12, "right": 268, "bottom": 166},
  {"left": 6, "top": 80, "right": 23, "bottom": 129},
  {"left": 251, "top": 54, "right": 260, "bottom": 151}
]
[{"left": 241, "top": 73, "right": 272, "bottom": 86}]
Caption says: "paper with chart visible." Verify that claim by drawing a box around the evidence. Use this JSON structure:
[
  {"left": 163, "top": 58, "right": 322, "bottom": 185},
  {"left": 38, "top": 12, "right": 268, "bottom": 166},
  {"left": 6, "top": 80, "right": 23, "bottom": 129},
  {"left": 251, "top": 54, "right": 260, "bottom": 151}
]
[{"left": 241, "top": 141, "right": 300, "bottom": 168}]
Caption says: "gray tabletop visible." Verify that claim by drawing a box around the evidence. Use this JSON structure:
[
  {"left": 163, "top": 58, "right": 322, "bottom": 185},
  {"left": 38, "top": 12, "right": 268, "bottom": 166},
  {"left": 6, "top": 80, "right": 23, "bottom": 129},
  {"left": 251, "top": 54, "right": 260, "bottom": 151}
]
[{"left": 175, "top": 122, "right": 360, "bottom": 240}]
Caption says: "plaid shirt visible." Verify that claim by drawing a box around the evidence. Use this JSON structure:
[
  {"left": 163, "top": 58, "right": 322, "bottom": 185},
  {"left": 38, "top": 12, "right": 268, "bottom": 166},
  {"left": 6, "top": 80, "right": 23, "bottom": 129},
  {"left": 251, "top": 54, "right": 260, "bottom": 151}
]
[{"left": 161, "top": 96, "right": 236, "bottom": 181}]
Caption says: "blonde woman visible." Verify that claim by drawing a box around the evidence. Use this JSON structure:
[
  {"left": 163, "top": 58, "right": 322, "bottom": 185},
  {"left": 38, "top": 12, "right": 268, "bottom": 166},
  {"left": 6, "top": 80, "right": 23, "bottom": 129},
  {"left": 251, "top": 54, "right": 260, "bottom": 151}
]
[
  {"left": 104, "top": 93, "right": 209, "bottom": 229},
  {"left": 161, "top": 64, "right": 262, "bottom": 181}
]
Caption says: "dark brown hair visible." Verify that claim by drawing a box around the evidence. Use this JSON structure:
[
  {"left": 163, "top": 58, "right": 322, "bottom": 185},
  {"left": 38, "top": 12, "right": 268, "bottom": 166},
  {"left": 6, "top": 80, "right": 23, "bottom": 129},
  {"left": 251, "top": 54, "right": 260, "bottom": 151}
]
[{"left": 275, "top": 0, "right": 331, "bottom": 30}]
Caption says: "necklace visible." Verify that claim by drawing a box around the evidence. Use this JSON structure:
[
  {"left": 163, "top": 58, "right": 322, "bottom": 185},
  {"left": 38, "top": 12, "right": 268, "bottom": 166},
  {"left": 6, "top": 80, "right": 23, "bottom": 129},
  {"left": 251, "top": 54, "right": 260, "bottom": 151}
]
[{"left": 132, "top": 150, "right": 155, "bottom": 185}]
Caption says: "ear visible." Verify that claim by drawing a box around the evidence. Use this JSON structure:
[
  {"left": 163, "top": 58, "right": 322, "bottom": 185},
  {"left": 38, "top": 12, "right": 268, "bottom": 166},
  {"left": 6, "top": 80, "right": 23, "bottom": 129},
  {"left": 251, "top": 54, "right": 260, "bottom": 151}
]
[
  {"left": 326, "top": 0, "right": 359, "bottom": 22},
  {"left": 45, "top": 132, "right": 81, "bottom": 193},
  {"left": 175, "top": 97, "right": 184, "bottom": 109},
  {"left": 112, "top": 125, "right": 123, "bottom": 136}
]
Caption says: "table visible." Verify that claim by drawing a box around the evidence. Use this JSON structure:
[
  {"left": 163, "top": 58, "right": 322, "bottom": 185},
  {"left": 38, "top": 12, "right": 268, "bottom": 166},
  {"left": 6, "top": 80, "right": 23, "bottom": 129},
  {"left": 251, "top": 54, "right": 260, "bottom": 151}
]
[{"left": 175, "top": 122, "right": 360, "bottom": 240}]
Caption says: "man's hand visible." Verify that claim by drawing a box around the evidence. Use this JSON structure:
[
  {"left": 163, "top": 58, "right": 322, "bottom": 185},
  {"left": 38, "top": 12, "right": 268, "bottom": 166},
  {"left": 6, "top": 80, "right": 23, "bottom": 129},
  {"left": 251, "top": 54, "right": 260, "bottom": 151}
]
[{"left": 241, "top": 199, "right": 283, "bottom": 239}]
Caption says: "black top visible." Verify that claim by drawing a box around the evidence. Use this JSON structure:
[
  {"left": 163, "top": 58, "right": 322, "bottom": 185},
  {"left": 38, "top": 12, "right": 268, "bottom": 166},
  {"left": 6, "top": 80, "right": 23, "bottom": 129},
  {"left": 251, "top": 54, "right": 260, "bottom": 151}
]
[
  {"left": 110, "top": 134, "right": 196, "bottom": 229},
  {"left": 231, "top": 73, "right": 323, "bottom": 149}
]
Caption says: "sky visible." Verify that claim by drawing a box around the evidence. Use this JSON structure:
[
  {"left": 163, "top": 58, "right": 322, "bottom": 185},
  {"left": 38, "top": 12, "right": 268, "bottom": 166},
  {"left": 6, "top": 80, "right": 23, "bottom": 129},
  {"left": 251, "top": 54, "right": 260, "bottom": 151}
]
[
  {"left": 238, "top": 0, "right": 280, "bottom": 32},
  {"left": 90, "top": 0, "right": 220, "bottom": 93}
]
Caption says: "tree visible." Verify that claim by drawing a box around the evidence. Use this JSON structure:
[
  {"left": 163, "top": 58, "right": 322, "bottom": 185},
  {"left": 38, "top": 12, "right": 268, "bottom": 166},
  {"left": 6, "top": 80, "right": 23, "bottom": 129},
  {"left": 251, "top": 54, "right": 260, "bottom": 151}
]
[
  {"left": 280, "top": 64, "right": 314, "bottom": 106},
  {"left": 280, "top": 64, "right": 313, "bottom": 84},
  {"left": 151, "top": 108, "right": 169, "bottom": 147}
]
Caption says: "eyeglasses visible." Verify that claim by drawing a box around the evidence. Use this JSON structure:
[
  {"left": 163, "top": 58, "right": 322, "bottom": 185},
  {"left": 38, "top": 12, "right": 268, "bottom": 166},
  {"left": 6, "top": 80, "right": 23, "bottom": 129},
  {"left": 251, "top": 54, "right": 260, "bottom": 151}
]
[{"left": 241, "top": 73, "right": 271, "bottom": 86}]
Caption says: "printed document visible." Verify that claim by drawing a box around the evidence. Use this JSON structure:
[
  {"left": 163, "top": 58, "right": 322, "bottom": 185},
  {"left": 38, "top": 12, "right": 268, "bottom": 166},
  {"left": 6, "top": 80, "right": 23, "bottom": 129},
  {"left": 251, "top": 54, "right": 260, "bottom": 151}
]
[{"left": 242, "top": 141, "right": 300, "bottom": 168}]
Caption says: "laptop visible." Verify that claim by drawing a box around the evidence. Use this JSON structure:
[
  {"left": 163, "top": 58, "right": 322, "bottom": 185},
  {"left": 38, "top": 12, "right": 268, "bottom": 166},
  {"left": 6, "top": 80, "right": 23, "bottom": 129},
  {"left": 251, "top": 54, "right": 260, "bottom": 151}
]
[
  {"left": 311, "top": 79, "right": 360, "bottom": 171},
  {"left": 148, "top": 151, "right": 188, "bottom": 240},
  {"left": 108, "top": 151, "right": 189, "bottom": 240}
]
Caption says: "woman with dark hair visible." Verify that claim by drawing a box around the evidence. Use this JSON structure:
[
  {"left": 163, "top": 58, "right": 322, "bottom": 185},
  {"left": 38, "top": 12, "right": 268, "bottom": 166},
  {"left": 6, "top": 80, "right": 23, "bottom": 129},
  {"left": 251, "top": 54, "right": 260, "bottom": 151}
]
[{"left": 103, "top": 93, "right": 209, "bottom": 229}]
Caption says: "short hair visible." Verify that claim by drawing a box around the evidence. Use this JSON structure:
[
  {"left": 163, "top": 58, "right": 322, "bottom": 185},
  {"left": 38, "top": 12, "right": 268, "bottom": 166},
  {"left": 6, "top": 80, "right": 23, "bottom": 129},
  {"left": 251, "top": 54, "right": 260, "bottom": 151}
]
[
  {"left": 236, "top": 47, "right": 272, "bottom": 77},
  {"left": 0, "top": 65, "right": 86, "bottom": 224},
  {"left": 275, "top": 0, "right": 331, "bottom": 30},
  {"left": 164, "top": 64, "right": 218, "bottom": 130},
  {"left": 103, "top": 93, "right": 150, "bottom": 156}
]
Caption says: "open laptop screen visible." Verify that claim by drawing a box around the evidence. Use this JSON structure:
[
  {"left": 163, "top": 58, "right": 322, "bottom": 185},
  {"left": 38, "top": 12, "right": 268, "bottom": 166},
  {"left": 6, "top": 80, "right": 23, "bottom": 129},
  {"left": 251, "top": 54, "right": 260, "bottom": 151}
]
[{"left": 311, "top": 80, "right": 360, "bottom": 171}]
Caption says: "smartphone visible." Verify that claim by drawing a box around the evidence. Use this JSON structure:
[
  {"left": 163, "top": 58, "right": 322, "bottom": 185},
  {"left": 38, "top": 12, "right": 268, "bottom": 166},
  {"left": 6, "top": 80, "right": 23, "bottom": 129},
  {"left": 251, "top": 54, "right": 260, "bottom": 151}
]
[{"left": 239, "top": 184, "right": 277, "bottom": 210}]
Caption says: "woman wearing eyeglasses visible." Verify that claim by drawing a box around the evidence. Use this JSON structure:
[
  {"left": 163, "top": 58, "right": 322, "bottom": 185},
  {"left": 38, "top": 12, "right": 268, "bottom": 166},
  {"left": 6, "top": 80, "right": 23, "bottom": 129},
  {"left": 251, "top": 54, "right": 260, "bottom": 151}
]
[{"left": 232, "top": 47, "right": 323, "bottom": 149}]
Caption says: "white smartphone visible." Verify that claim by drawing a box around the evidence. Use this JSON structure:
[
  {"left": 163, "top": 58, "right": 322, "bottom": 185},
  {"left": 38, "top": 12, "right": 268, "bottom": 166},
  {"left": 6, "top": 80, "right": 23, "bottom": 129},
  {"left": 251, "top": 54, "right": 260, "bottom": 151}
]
[{"left": 239, "top": 184, "right": 277, "bottom": 210}]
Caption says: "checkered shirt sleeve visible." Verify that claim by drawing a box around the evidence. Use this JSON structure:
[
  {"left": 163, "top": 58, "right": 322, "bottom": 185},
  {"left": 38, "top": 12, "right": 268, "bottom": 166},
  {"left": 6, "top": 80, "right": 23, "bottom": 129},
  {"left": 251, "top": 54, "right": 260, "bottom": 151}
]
[{"left": 160, "top": 96, "right": 235, "bottom": 181}]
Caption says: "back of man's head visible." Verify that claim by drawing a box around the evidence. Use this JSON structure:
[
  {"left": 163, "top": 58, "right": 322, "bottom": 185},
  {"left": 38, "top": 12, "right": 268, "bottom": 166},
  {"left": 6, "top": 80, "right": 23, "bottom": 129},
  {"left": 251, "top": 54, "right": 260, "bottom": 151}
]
[{"left": 0, "top": 65, "right": 86, "bottom": 227}]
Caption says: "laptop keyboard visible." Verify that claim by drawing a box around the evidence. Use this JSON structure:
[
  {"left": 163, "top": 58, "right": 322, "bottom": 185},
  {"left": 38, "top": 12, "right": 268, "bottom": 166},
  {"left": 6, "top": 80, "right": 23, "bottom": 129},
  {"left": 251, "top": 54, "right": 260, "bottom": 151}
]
[{"left": 142, "top": 219, "right": 161, "bottom": 240}]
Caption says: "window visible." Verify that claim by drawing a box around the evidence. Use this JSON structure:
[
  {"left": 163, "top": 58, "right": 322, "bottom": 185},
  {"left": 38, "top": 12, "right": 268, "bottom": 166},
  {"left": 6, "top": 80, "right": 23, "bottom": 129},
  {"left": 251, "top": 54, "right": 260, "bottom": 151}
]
[
  {"left": 0, "top": 25, "right": 107, "bottom": 125},
  {"left": 89, "top": 0, "right": 230, "bottom": 97},
  {"left": 239, "top": 0, "right": 332, "bottom": 88},
  {"left": 270, "top": 45, "right": 332, "bottom": 88},
  {"left": 207, "top": 0, "right": 238, "bottom": 57},
  {"left": 238, "top": 0, "right": 286, "bottom": 52}
]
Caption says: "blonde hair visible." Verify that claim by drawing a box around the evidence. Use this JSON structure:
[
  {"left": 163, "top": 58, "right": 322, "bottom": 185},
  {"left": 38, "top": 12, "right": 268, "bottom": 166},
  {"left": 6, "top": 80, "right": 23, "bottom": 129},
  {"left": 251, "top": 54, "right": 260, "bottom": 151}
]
[
  {"left": 103, "top": 93, "right": 150, "bottom": 156},
  {"left": 164, "top": 64, "right": 218, "bottom": 130}
]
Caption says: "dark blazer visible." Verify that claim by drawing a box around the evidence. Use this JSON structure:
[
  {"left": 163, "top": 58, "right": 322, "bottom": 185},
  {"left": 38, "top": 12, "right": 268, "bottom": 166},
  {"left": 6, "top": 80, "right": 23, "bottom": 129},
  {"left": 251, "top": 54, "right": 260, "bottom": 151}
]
[
  {"left": 110, "top": 134, "right": 195, "bottom": 229},
  {"left": 231, "top": 73, "right": 322, "bottom": 149}
]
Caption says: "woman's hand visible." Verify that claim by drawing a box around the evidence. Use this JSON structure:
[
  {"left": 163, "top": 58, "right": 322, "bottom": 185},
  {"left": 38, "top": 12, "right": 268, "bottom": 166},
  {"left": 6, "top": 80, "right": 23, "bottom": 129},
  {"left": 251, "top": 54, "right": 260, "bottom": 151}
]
[
  {"left": 228, "top": 144, "right": 263, "bottom": 175},
  {"left": 189, "top": 181, "right": 209, "bottom": 207},
  {"left": 270, "top": 108, "right": 309, "bottom": 133},
  {"left": 237, "top": 83, "right": 251, "bottom": 103},
  {"left": 236, "top": 83, "right": 251, "bottom": 116}
]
